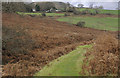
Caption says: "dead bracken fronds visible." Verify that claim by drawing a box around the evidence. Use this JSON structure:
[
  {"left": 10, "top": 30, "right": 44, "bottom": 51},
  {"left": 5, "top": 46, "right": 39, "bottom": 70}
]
[{"left": 82, "top": 33, "right": 120, "bottom": 76}]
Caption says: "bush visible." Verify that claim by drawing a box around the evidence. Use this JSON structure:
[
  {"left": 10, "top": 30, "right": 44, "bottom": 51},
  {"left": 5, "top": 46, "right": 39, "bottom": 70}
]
[
  {"left": 35, "top": 4, "right": 40, "bottom": 11},
  {"left": 90, "top": 13, "right": 96, "bottom": 15},
  {"left": 85, "top": 10, "right": 90, "bottom": 13},
  {"left": 81, "top": 11, "right": 87, "bottom": 15},
  {"left": 105, "top": 13, "right": 112, "bottom": 15},
  {"left": 117, "top": 32, "right": 120, "bottom": 39},
  {"left": 19, "top": 14, "right": 25, "bottom": 18},
  {"left": 76, "top": 21, "right": 85, "bottom": 27},
  {"left": 2, "top": 2, "right": 31, "bottom": 13},
  {"left": 29, "top": 15, "right": 35, "bottom": 17},
  {"left": 95, "top": 9, "right": 100, "bottom": 14},
  {"left": 2, "top": 26, "right": 35, "bottom": 64},
  {"left": 73, "top": 11, "right": 80, "bottom": 15},
  {"left": 64, "top": 13, "right": 70, "bottom": 16},
  {"left": 41, "top": 13, "right": 46, "bottom": 17}
]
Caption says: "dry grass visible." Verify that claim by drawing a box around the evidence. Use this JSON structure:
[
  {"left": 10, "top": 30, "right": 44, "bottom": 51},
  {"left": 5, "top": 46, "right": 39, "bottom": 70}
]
[
  {"left": 2, "top": 44, "right": 78, "bottom": 76},
  {"left": 82, "top": 33, "right": 120, "bottom": 76},
  {"left": 2, "top": 13, "right": 117, "bottom": 76}
]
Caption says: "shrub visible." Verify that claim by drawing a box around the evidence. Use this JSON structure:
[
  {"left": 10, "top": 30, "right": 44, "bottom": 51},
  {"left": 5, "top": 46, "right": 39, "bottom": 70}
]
[
  {"left": 2, "top": 2, "right": 32, "bottom": 13},
  {"left": 76, "top": 21, "right": 85, "bottom": 27},
  {"left": 64, "top": 13, "right": 70, "bottom": 16},
  {"left": 81, "top": 10, "right": 90, "bottom": 15},
  {"left": 35, "top": 4, "right": 40, "bottom": 11},
  {"left": 73, "top": 11, "right": 80, "bottom": 15},
  {"left": 29, "top": 15, "right": 35, "bottom": 17},
  {"left": 90, "top": 13, "right": 96, "bottom": 15},
  {"left": 81, "top": 11, "right": 87, "bottom": 15},
  {"left": 67, "top": 7, "right": 74, "bottom": 12},
  {"left": 2, "top": 26, "right": 36, "bottom": 64},
  {"left": 41, "top": 13, "right": 46, "bottom": 17},
  {"left": 85, "top": 10, "right": 90, "bottom": 13},
  {"left": 64, "top": 13, "right": 67, "bottom": 16},
  {"left": 95, "top": 9, "right": 100, "bottom": 14},
  {"left": 19, "top": 14, "right": 25, "bottom": 18},
  {"left": 117, "top": 32, "right": 120, "bottom": 39},
  {"left": 105, "top": 13, "right": 112, "bottom": 15}
]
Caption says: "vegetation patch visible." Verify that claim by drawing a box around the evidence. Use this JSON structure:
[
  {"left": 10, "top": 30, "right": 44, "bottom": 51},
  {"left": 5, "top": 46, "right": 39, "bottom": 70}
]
[
  {"left": 76, "top": 21, "right": 85, "bottom": 27},
  {"left": 82, "top": 33, "right": 119, "bottom": 76},
  {"left": 77, "top": 8, "right": 119, "bottom": 15},
  {"left": 2, "top": 26, "right": 35, "bottom": 65},
  {"left": 17, "top": 12, "right": 64, "bottom": 16},
  {"left": 2, "top": 2, "right": 29, "bottom": 13},
  {"left": 57, "top": 16, "right": 118, "bottom": 31}
]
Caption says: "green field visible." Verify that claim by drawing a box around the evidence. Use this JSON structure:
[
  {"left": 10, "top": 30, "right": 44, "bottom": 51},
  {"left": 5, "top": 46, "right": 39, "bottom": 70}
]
[
  {"left": 77, "top": 8, "right": 119, "bottom": 15},
  {"left": 57, "top": 16, "right": 118, "bottom": 31},
  {"left": 17, "top": 12, "right": 64, "bottom": 16},
  {"left": 34, "top": 45, "right": 91, "bottom": 76}
]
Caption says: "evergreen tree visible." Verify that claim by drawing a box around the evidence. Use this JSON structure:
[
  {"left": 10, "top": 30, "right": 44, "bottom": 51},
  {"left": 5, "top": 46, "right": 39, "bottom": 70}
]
[{"left": 35, "top": 4, "right": 40, "bottom": 11}]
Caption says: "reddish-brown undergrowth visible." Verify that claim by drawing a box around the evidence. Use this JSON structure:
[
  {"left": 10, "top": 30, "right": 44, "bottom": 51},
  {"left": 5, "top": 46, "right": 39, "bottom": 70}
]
[
  {"left": 82, "top": 33, "right": 120, "bottom": 76},
  {"left": 2, "top": 13, "right": 117, "bottom": 76}
]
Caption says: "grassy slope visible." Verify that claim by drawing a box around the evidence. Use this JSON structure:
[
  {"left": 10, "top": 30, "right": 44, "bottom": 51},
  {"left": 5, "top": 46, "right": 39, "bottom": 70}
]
[
  {"left": 17, "top": 12, "right": 64, "bottom": 16},
  {"left": 57, "top": 16, "right": 118, "bottom": 31},
  {"left": 34, "top": 45, "right": 91, "bottom": 76},
  {"left": 77, "top": 8, "right": 119, "bottom": 15},
  {"left": 99, "top": 9, "right": 118, "bottom": 15}
]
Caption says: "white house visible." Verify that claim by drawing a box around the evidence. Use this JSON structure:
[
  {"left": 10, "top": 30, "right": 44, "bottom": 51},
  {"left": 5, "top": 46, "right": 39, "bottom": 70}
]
[{"left": 32, "top": 8, "right": 36, "bottom": 12}]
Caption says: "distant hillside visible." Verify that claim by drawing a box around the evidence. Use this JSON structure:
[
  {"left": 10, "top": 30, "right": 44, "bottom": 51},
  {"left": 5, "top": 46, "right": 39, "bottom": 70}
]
[
  {"left": 32, "top": 2, "right": 68, "bottom": 11},
  {"left": 2, "top": 2, "right": 33, "bottom": 13},
  {"left": 2, "top": 2, "right": 71, "bottom": 13},
  {"left": 2, "top": 2, "right": 27, "bottom": 12},
  {"left": 53, "top": 2, "right": 68, "bottom": 10}
]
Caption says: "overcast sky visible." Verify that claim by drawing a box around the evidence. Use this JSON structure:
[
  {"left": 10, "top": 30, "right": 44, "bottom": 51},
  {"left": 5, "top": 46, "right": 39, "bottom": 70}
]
[
  {"left": 32, "top": 0, "right": 119, "bottom": 10},
  {"left": 1, "top": 0, "right": 119, "bottom": 10}
]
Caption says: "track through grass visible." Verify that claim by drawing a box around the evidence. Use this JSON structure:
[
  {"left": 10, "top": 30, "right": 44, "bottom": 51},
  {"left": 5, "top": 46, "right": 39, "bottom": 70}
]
[{"left": 34, "top": 45, "right": 91, "bottom": 76}]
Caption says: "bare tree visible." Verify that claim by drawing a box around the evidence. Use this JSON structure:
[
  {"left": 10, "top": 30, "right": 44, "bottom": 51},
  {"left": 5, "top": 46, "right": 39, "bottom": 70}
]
[{"left": 78, "top": 4, "right": 84, "bottom": 8}]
